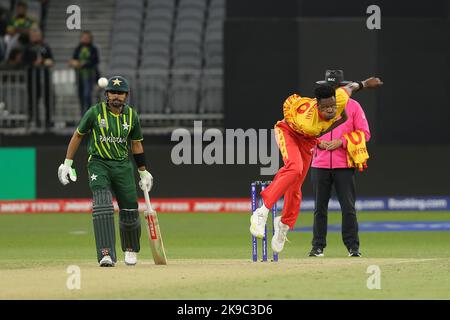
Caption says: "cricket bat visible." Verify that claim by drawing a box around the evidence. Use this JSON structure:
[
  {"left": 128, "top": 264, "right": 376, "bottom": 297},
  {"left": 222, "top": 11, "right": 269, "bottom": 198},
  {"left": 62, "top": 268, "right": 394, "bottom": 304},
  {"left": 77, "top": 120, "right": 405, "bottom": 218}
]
[{"left": 143, "top": 187, "right": 167, "bottom": 265}]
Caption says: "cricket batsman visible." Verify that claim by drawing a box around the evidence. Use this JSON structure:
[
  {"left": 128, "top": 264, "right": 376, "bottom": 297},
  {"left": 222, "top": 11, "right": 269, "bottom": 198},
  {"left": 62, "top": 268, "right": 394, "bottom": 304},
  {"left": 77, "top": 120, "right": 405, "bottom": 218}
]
[
  {"left": 57, "top": 76, "right": 153, "bottom": 267},
  {"left": 250, "top": 76, "right": 383, "bottom": 253}
]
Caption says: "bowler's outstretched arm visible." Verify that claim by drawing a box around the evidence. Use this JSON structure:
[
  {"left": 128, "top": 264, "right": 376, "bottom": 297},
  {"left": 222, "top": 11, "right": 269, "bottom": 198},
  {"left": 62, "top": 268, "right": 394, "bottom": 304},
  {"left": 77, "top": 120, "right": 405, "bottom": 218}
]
[{"left": 343, "top": 77, "right": 383, "bottom": 95}]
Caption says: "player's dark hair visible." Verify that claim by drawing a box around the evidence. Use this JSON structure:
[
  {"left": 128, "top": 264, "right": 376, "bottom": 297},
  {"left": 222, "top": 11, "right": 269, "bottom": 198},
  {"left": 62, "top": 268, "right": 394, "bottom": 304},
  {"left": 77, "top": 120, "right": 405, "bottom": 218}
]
[{"left": 314, "top": 85, "right": 335, "bottom": 101}]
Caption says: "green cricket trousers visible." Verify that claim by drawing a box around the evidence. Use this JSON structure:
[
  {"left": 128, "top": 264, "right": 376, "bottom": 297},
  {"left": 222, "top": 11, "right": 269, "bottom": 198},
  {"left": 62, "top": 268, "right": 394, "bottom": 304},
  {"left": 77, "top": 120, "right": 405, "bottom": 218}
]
[{"left": 87, "top": 156, "right": 141, "bottom": 263}]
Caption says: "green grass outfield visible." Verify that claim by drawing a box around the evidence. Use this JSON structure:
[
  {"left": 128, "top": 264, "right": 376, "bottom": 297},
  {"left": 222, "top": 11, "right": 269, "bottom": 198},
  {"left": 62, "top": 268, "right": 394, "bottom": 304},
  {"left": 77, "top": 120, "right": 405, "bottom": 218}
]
[{"left": 0, "top": 211, "right": 450, "bottom": 299}]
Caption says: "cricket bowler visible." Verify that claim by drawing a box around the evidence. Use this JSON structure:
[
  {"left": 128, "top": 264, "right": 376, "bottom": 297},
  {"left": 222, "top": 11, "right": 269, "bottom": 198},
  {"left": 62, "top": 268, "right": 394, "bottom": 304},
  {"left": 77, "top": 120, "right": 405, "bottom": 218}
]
[
  {"left": 250, "top": 76, "right": 383, "bottom": 254},
  {"left": 57, "top": 76, "right": 153, "bottom": 267}
]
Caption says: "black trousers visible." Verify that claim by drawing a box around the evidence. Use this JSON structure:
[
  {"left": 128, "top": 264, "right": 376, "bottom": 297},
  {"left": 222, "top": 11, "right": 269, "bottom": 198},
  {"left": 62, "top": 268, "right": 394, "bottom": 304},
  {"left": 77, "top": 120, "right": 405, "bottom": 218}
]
[{"left": 311, "top": 168, "right": 360, "bottom": 250}]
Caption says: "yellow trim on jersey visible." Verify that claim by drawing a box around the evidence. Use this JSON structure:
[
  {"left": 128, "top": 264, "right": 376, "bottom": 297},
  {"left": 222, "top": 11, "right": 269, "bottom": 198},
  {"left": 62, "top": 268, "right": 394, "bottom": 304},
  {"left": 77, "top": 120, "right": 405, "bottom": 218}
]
[
  {"left": 101, "top": 102, "right": 109, "bottom": 130},
  {"left": 76, "top": 128, "right": 86, "bottom": 135},
  {"left": 88, "top": 155, "right": 92, "bottom": 162},
  {"left": 92, "top": 129, "right": 105, "bottom": 158},
  {"left": 116, "top": 115, "right": 121, "bottom": 137},
  {"left": 131, "top": 139, "right": 143, "bottom": 141},
  {"left": 97, "top": 114, "right": 111, "bottom": 150},
  {"left": 122, "top": 114, "right": 127, "bottom": 135},
  {"left": 127, "top": 107, "right": 133, "bottom": 138},
  {"left": 108, "top": 110, "right": 120, "bottom": 117},
  {"left": 110, "top": 132, "right": 121, "bottom": 156},
  {"left": 282, "top": 94, "right": 303, "bottom": 134},
  {"left": 100, "top": 138, "right": 112, "bottom": 159},
  {"left": 275, "top": 125, "right": 288, "bottom": 160},
  {"left": 93, "top": 116, "right": 111, "bottom": 158}
]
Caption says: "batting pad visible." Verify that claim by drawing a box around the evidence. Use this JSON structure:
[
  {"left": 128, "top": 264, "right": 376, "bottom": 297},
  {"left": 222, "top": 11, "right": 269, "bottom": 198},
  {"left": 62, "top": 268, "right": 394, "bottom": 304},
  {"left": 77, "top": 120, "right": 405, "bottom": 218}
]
[
  {"left": 92, "top": 189, "right": 117, "bottom": 262},
  {"left": 119, "top": 209, "right": 141, "bottom": 253}
]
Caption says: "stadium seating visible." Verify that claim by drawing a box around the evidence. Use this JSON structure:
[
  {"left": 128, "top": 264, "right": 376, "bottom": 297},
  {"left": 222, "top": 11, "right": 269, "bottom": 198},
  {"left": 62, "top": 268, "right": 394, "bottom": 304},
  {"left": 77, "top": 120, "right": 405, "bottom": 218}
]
[
  {"left": 116, "top": 0, "right": 144, "bottom": 11},
  {"left": 179, "top": 0, "right": 207, "bottom": 11},
  {"left": 148, "top": 0, "right": 176, "bottom": 11},
  {"left": 204, "top": 25, "right": 223, "bottom": 68},
  {"left": 169, "top": 73, "right": 201, "bottom": 113},
  {"left": 0, "top": 0, "right": 10, "bottom": 10},
  {"left": 200, "top": 0, "right": 225, "bottom": 113},
  {"left": 109, "top": 0, "right": 144, "bottom": 74},
  {"left": 26, "top": 0, "right": 42, "bottom": 24},
  {"left": 137, "top": 73, "right": 169, "bottom": 114},
  {"left": 138, "top": 0, "right": 175, "bottom": 114},
  {"left": 165, "top": 0, "right": 206, "bottom": 113},
  {"left": 0, "top": 0, "right": 226, "bottom": 134},
  {"left": 199, "top": 72, "right": 222, "bottom": 113},
  {"left": 109, "top": 0, "right": 225, "bottom": 118}
]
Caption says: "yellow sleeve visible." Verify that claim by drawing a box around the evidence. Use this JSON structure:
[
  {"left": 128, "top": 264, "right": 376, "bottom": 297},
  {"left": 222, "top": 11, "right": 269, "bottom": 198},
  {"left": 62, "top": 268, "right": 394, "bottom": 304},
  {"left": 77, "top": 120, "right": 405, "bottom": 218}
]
[
  {"left": 282, "top": 94, "right": 301, "bottom": 123},
  {"left": 335, "top": 87, "right": 350, "bottom": 116}
]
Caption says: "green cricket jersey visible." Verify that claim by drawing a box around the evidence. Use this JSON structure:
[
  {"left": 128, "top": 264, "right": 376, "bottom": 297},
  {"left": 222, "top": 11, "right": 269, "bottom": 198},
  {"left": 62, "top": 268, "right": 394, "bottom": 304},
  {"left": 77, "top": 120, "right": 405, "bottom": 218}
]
[{"left": 77, "top": 102, "right": 143, "bottom": 161}]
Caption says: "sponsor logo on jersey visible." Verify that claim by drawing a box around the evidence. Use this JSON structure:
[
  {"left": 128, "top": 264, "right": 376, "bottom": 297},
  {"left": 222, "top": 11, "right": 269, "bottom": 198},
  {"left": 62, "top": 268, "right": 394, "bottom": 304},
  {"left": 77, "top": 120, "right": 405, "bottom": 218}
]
[
  {"left": 99, "top": 135, "right": 127, "bottom": 144},
  {"left": 100, "top": 119, "right": 106, "bottom": 128}
]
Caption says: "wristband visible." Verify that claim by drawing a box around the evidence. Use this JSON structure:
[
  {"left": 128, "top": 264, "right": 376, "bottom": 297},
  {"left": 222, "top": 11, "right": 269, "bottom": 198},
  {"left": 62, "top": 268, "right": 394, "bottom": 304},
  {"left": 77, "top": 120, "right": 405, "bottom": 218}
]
[
  {"left": 133, "top": 152, "right": 146, "bottom": 168},
  {"left": 64, "top": 159, "right": 73, "bottom": 167},
  {"left": 139, "top": 170, "right": 147, "bottom": 178},
  {"left": 356, "top": 81, "right": 364, "bottom": 91}
]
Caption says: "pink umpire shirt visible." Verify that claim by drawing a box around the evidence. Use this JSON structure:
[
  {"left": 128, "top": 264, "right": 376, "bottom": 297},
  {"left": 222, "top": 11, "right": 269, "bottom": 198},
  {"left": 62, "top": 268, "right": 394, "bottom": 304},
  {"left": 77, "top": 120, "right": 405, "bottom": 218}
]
[{"left": 311, "top": 98, "right": 371, "bottom": 169}]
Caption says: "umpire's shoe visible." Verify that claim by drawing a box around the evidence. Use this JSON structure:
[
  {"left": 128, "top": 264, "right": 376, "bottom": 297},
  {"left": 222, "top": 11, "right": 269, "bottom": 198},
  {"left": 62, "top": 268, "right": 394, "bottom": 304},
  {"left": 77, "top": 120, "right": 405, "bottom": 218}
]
[
  {"left": 348, "top": 248, "right": 362, "bottom": 257},
  {"left": 99, "top": 255, "right": 115, "bottom": 267},
  {"left": 308, "top": 247, "right": 324, "bottom": 257}
]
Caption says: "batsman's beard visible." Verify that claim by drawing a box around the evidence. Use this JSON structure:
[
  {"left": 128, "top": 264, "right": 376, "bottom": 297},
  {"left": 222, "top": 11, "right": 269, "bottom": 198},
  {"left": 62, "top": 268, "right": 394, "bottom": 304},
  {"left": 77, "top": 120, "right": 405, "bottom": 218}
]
[{"left": 110, "top": 99, "right": 124, "bottom": 109}]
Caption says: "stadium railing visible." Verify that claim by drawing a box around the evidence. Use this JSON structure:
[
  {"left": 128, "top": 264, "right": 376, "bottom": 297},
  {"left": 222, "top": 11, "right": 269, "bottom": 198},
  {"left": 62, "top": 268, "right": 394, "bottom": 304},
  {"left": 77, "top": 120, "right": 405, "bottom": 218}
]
[
  {"left": 0, "top": 70, "right": 30, "bottom": 133},
  {"left": 0, "top": 67, "right": 224, "bottom": 135}
]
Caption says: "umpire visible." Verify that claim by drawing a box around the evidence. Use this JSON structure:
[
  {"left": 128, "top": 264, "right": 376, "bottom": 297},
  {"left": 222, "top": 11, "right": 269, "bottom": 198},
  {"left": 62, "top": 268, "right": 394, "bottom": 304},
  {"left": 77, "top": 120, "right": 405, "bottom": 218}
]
[
  {"left": 57, "top": 76, "right": 153, "bottom": 267},
  {"left": 309, "top": 70, "right": 371, "bottom": 257}
]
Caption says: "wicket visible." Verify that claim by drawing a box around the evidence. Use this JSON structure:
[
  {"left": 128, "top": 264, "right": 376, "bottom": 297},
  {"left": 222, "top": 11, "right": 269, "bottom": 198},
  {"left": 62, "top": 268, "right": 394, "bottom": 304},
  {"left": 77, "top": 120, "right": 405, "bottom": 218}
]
[{"left": 251, "top": 180, "right": 278, "bottom": 262}]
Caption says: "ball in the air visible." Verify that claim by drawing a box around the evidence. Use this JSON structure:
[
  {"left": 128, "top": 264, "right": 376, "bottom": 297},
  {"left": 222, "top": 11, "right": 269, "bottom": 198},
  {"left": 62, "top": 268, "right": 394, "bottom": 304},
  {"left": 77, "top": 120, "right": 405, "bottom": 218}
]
[{"left": 98, "top": 77, "right": 108, "bottom": 88}]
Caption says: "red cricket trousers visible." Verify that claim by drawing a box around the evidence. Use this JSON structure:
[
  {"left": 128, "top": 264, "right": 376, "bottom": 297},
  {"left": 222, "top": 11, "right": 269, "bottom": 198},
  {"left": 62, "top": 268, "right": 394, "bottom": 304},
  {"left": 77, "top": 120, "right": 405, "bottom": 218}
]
[{"left": 261, "top": 121, "right": 317, "bottom": 229}]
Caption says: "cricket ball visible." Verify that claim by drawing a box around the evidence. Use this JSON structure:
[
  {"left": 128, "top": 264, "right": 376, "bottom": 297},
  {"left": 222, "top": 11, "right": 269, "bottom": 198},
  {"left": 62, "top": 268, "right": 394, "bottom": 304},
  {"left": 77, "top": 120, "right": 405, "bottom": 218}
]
[{"left": 98, "top": 77, "right": 108, "bottom": 88}]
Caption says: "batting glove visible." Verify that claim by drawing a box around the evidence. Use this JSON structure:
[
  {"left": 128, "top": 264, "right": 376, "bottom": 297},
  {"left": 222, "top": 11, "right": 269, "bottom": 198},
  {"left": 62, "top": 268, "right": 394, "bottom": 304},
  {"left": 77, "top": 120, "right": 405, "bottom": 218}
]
[
  {"left": 138, "top": 169, "right": 153, "bottom": 192},
  {"left": 58, "top": 159, "right": 77, "bottom": 185}
]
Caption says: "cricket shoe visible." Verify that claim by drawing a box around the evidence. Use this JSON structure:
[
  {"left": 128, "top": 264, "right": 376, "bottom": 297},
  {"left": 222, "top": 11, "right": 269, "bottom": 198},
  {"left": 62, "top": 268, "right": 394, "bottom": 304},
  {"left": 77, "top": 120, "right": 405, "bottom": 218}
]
[
  {"left": 124, "top": 251, "right": 138, "bottom": 265},
  {"left": 271, "top": 216, "right": 290, "bottom": 253},
  {"left": 250, "top": 205, "right": 270, "bottom": 238},
  {"left": 308, "top": 247, "right": 324, "bottom": 257},
  {"left": 99, "top": 255, "right": 115, "bottom": 267},
  {"left": 348, "top": 248, "right": 362, "bottom": 257}
]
